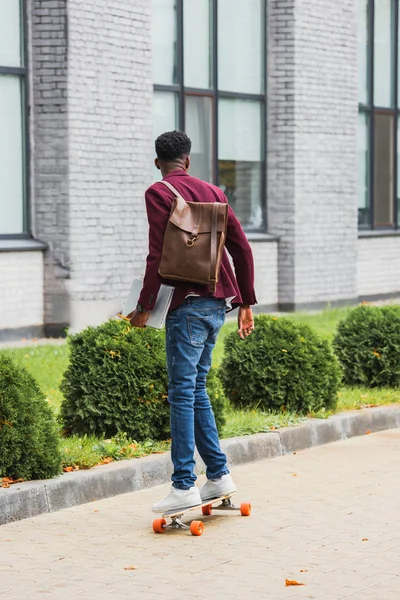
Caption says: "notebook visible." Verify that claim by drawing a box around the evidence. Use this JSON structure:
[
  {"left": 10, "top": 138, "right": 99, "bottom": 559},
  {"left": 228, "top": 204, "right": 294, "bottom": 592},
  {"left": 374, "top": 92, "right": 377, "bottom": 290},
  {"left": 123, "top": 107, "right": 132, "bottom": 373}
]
[{"left": 118, "top": 278, "right": 175, "bottom": 329}]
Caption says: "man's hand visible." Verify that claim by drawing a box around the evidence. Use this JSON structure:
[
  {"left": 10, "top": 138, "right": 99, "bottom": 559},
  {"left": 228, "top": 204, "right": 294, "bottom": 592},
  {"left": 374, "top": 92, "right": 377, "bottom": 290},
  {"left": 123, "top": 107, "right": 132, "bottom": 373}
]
[
  {"left": 238, "top": 306, "right": 254, "bottom": 340},
  {"left": 127, "top": 309, "right": 150, "bottom": 329}
]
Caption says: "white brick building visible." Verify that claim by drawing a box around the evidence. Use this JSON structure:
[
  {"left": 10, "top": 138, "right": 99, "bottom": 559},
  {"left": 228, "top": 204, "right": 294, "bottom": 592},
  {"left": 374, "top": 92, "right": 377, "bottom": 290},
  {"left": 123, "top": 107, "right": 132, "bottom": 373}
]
[{"left": 0, "top": 0, "right": 399, "bottom": 340}]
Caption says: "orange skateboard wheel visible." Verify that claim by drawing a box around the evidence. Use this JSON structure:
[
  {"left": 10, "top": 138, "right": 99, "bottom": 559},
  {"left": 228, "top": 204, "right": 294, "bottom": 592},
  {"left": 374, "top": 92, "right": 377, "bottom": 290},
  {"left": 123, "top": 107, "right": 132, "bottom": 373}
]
[
  {"left": 240, "top": 502, "right": 252, "bottom": 517},
  {"left": 202, "top": 504, "right": 213, "bottom": 516},
  {"left": 190, "top": 520, "right": 204, "bottom": 536},
  {"left": 153, "top": 518, "right": 167, "bottom": 534}
]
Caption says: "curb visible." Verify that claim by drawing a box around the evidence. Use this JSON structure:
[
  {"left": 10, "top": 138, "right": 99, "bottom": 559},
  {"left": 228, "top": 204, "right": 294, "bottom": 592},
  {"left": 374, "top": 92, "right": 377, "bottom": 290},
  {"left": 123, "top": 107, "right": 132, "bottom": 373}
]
[{"left": 1, "top": 405, "right": 400, "bottom": 526}]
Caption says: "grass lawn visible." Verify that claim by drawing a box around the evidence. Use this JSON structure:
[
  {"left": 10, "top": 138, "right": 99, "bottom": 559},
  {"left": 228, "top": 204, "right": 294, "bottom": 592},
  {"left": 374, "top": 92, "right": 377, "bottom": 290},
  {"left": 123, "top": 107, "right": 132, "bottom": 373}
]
[{"left": 2, "top": 305, "right": 400, "bottom": 471}]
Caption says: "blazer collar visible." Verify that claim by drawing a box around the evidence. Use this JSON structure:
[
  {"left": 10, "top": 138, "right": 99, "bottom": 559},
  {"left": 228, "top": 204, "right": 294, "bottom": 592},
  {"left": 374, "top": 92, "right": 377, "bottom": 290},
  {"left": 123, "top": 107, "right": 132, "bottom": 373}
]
[{"left": 163, "top": 169, "right": 189, "bottom": 180}]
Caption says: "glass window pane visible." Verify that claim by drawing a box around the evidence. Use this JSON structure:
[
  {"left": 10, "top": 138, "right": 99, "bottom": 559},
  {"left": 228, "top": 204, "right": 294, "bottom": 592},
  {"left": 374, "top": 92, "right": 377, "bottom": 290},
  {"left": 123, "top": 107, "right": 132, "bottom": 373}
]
[
  {"left": 374, "top": 0, "right": 394, "bottom": 107},
  {"left": 0, "top": 0, "right": 22, "bottom": 67},
  {"left": 357, "top": 0, "right": 369, "bottom": 104},
  {"left": 153, "top": 92, "right": 179, "bottom": 180},
  {"left": 185, "top": 95, "right": 213, "bottom": 182},
  {"left": 358, "top": 112, "right": 370, "bottom": 226},
  {"left": 0, "top": 76, "right": 25, "bottom": 234},
  {"left": 374, "top": 112, "right": 394, "bottom": 227},
  {"left": 184, "top": 0, "right": 212, "bottom": 89},
  {"left": 218, "top": 99, "right": 263, "bottom": 230},
  {"left": 152, "top": 0, "right": 178, "bottom": 85},
  {"left": 218, "top": 0, "right": 264, "bottom": 94}
]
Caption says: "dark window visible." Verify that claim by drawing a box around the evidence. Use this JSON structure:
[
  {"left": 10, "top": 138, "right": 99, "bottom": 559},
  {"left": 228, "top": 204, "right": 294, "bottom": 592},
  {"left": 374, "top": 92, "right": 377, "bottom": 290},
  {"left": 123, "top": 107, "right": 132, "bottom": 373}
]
[
  {"left": 152, "top": 0, "right": 267, "bottom": 232},
  {"left": 358, "top": 0, "right": 399, "bottom": 229},
  {"left": 0, "top": 0, "right": 28, "bottom": 237}
]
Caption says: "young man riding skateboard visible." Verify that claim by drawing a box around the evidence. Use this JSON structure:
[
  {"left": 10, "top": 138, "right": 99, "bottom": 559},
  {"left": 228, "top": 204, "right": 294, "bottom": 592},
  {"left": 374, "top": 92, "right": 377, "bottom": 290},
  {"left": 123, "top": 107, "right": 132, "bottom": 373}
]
[{"left": 129, "top": 131, "right": 256, "bottom": 513}]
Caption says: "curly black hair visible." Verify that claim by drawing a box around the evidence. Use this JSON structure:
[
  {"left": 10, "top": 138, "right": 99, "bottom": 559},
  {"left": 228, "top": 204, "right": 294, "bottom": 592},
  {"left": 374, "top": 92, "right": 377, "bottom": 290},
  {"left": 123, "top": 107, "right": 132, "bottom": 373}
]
[{"left": 155, "top": 130, "right": 192, "bottom": 162}]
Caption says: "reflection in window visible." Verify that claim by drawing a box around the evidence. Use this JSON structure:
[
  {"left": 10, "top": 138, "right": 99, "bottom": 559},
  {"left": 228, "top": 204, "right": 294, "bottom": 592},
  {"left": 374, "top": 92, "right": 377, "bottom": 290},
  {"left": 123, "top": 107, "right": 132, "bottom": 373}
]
[
  {"left": 374, "top": 113, "right": 394, "bottom": 227},
  {"left": 218, "top": 0, "right": 264, "bottom": 94},
  {"left": 152, "top": 0, "right": 178, "bottom": 85},
  {"left": 218, "top": 100, "right": 263, "bottom": 230},
  {"left": 153, "top": 92, "right": 179, "bottom": 180},
  {"left": 185, "top": 95, "right": 213, "bottom": 182},
  {"left": 357, "top": 0, "right": 369, "bottom": 105},
  {"left": 0, "top": 77, "right": 25, "bottom": 235},
  {"left": 373, "top": 0, "right": 394, "bottom": 107},
  {"left": 183, "top": 0, "right": 212, "bottom": 89},
  {"left": 152, "top": 0, "right": 267, "bottom": 231},
  {"left": 358, "top": 113, "right": 370, "bottom": 226},
  {"left": 0, "top": 0, "right": 26, "bottom": 236},
  {"left": 0, "top": 0, "right": 22, "bottom": 67}
]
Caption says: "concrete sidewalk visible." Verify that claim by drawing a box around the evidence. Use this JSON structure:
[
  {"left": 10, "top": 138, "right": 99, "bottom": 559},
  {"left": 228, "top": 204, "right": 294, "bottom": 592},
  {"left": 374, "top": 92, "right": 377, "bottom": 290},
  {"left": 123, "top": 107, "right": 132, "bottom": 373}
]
[
  {"left": 1, "top": 429, "right": 400, "bottom": 600},
  {"left": 2, "top": 405, "right": 400, "bottom": 526}
]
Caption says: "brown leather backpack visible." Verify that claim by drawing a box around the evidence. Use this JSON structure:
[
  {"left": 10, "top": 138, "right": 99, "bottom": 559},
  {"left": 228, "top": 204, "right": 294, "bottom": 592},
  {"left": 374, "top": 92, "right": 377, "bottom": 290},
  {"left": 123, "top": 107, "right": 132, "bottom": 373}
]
[{"left": 158, "top": 181, "right": 228, "bottom": 293}]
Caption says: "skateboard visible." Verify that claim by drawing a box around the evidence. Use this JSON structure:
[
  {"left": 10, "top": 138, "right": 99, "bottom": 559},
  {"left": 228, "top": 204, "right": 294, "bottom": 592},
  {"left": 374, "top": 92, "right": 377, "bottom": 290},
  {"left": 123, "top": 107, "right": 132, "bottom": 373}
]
[{"left": 152, "top": 493, "right": 251, "bottom": 537}]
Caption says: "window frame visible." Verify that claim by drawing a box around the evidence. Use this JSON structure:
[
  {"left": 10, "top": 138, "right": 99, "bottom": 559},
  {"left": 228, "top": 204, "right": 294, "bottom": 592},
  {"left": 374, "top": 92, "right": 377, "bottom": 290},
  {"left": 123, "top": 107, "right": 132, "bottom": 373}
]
[
  {"left": 0, "top": 0, "right": 30, "bottom": 240},
  {"left": 359, "top": 0, "right": 399, "bottom": 230},
  {"left": 153, "top": 0, "right": 267, "bottom": 233}
]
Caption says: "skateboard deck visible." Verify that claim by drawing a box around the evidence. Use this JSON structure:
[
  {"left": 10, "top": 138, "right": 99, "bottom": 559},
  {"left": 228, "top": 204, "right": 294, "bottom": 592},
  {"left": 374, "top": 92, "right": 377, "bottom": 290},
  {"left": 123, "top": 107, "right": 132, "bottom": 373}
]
[
  {"left": 152, "top": 493, "right": 251, "bottom": 536},
  {"left": 162, "top": 492, "right": 237, "bottom": 519}
]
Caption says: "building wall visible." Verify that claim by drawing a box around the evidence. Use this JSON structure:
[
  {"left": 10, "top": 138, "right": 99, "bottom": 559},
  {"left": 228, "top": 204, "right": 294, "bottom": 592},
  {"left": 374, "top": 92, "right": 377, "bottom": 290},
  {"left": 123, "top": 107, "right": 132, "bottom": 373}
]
[
  {"left": 250, "top": 241, "right": 279, "bottom": 309},
  {"left": 0, "top": 252, "right": 43, "bottom": 331},
  {"left": 357, "top": 236, "right": 400, "bottom": 298},
  {"left": 267, "top": 0, "right": 296, "bottom": 306},
  {"left": 66, "top": 0, "right": 153, "bottom": 331},
  {"left": 267, "top": 0, "right": 359, "bottom": 308},
  {"left": 29, "top": 0, "right": 70, "bottom": 328}
]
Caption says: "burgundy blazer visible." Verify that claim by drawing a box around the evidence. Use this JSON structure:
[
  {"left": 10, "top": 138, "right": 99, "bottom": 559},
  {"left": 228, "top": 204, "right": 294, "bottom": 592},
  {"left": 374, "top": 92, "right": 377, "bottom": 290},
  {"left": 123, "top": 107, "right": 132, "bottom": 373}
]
[{"left": 138, "top": 169, "right": 257, "bottom": 313}]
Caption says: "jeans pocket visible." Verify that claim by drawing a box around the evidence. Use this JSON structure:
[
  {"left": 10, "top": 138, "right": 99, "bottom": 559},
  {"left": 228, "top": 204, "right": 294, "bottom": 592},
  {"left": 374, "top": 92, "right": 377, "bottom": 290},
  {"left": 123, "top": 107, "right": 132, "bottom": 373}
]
[{"left": 187, "top": 315, "right": 213, "bottom": 347}]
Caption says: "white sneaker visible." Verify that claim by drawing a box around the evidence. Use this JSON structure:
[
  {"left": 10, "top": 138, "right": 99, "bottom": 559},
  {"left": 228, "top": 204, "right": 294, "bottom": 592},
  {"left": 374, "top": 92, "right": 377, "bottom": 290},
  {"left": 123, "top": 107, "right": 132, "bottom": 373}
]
[
  {"left": 200, "top": 474, "right": 237, "bottom": 502},
  {"left": 151, "top": 486, "right": 202, "bottom": 514}
]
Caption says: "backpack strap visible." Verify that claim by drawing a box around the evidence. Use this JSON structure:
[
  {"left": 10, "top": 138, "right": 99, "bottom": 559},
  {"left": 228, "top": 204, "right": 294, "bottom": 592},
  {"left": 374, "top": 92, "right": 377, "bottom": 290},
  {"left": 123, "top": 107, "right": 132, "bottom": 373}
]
[{"left": 160, "top": 180, "right": 186, "bottom": 201}]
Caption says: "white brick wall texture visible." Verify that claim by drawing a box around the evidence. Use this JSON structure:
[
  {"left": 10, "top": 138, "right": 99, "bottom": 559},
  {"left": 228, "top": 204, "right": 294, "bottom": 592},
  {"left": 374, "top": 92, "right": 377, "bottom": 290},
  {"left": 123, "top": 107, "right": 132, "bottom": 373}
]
[
  {"left": 267, "top": 0, "right": 359, "bottom": 307},
  {"left": 250, "top": 241, "right": 279, "bottom": 307},
  {"left": 357, "top": 237, "right": 400, "bottom": 298},
  {"left": 67, "top": 0, "right": 152, "bottom": 327},
  {"left": 0, "top": 253, "right": 44, "bottom": 329},
  {"left": 29, "top": 0, "right": 70, "bottom": 326}
]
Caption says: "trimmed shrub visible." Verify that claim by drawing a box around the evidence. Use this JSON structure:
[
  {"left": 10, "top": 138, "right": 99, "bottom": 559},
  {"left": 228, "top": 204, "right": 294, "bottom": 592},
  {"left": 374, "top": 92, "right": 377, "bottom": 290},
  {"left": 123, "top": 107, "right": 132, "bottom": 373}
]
[
  {"left": 220, "top": 315, "right": 341, "bottom": 414},
  {"left": 333, "top": 304, "right": 400, "bottom": 388},
  {"left": 60, "top": 320, "right": 226, "bottom": 440},
  {"left": 0, "top": 354, "right": 62, "bottom": 480}
]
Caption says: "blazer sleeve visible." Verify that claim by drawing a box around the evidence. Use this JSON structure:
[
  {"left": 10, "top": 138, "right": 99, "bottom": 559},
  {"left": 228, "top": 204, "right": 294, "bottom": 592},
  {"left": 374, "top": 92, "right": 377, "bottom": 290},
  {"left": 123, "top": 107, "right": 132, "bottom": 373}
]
[
  {"left": 224, "top": 203, "right": 257, "bottom": 306},
  {"left": 137, "top": 186, "right": 171, "bottom": 311}
]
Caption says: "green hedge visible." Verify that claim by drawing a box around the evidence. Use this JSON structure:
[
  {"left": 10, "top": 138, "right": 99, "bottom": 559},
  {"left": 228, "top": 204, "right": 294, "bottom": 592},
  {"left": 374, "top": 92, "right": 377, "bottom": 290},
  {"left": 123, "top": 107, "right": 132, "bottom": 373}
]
[
  {"left": 220, "top": 315, "right": 341, "bottom": 414},
  {"left": 60, "top": 320, "right": 226, "bottom": 440},
  {"left": 333, "top": 304, "right": 400, "bottom": 387},
  {"left": 0, "top": 354, "right": 61, "bottom": 480}
]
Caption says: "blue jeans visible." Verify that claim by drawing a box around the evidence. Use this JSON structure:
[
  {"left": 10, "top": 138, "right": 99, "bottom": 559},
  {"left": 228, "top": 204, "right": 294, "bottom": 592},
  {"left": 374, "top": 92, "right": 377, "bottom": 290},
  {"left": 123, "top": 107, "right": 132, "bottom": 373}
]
[{"left": 166, "top": 296, "right": 229, "bottom": 490}]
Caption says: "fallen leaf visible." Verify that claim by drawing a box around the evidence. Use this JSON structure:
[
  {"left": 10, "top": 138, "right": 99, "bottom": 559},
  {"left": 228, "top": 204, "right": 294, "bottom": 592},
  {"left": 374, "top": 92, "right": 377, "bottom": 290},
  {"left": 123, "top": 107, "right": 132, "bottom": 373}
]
[
  {"left": 362, "top": 538, "right": 369, "bottom": 542},
  {"left": 292, "top": 473, "right": 298, "bottom": 477},
  {"left": 365, "top": 404, "right": 379, "bottom": 408},
  {"left": 270, "top": 426, "right": 276, "bottom": 430},
  {"left": 98, "top": 457, "right": 113, "bottom": 466},
  {"left": 94, "top": 510, "right": 99, "bottom": 513},
  {"left": 124, "top": 566, "right": 137, "bottom": 571},
  {"left": 300, "top": 569, "right": 309, "bottom": 573},
  {"left": 286, "top": 580, "right": 305, "bottom": 587},
  {"left": 128, "top": 443, "right": 137, "bottom": 450},
  {"left": 63, "top": 466, "right": 74, "bottom": 472},
  {"left": 365, "top": 430, "right": 372, "bottom": 435},
  {"left": 1, "top": 477, "right": 24, "bottom": 488}
]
